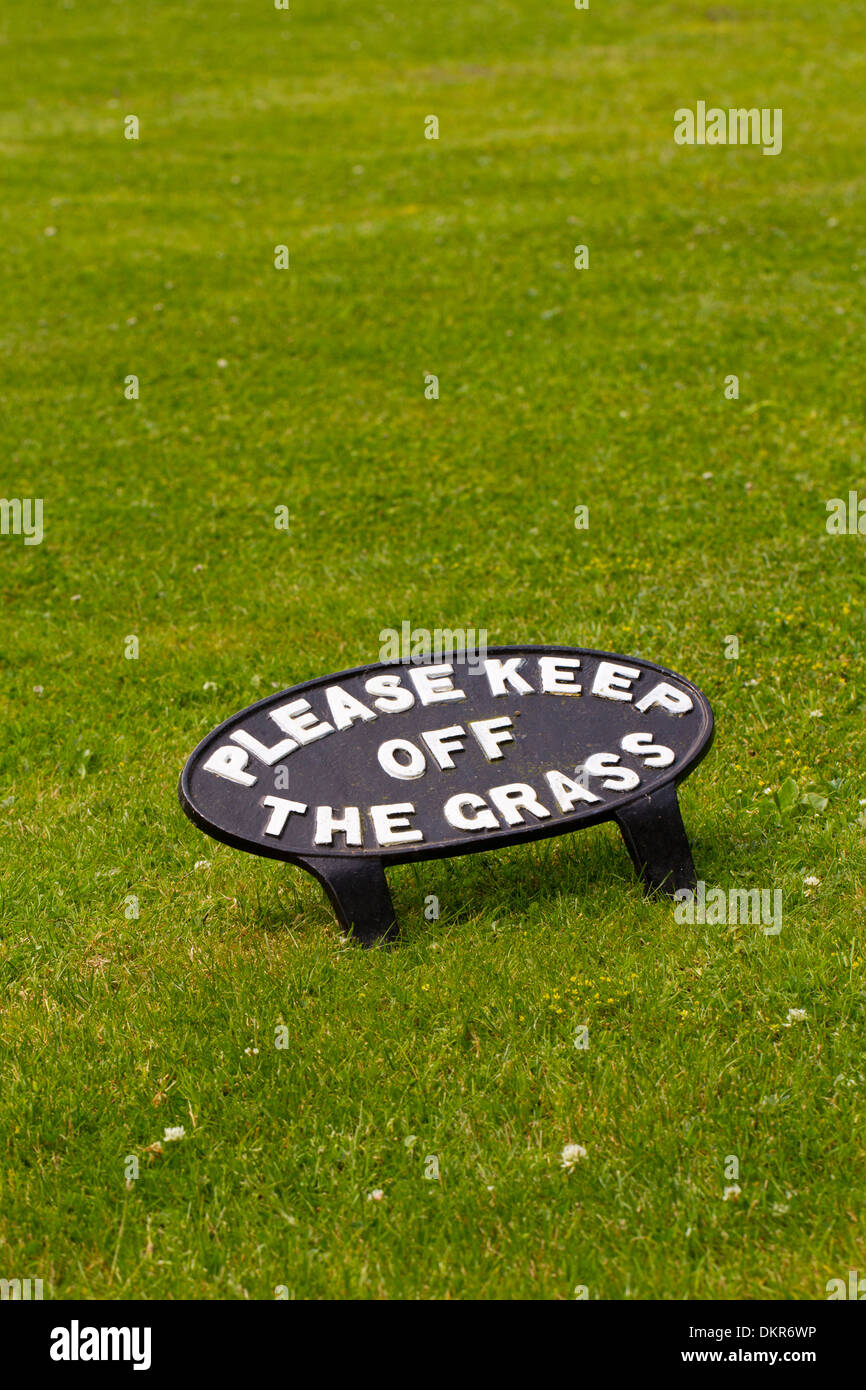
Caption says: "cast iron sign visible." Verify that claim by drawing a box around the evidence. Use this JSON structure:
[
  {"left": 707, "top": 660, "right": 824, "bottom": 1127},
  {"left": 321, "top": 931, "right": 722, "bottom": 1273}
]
[{"left": 179, "top": 646, "right": 714, "bottom": 944}]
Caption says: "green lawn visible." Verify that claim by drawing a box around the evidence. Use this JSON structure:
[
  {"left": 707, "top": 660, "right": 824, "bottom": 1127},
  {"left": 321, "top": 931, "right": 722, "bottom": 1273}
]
[{"left": 1, "top": 0, "right": 864, "bottom": 1299}]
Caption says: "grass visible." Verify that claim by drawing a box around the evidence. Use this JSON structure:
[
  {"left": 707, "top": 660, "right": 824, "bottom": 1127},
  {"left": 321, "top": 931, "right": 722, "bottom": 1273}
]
[{"left": 1, "top": 0, "right": 864, "bottom": 1299}]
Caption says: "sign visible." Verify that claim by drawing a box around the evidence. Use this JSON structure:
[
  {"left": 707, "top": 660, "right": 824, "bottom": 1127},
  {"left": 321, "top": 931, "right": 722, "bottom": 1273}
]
[{"left": 179, "top": 646, "right": 714, "bottom": 944}]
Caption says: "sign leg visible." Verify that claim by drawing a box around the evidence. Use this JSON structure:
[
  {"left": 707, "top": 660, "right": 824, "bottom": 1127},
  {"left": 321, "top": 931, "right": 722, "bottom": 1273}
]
[
  {"left": 297, "top": 855, "right": 398, "bottom": 946},
  {"left": 614, "top": 783, "right": 697, "bottom": 895}
]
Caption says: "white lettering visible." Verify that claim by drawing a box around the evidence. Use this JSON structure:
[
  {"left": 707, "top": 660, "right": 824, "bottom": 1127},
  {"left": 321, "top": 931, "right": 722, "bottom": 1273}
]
[
  {"left": 377, "top": 738, "right": 427, "bottom": 780},
  {"left": 364, "top": 673, "right": 415, "bottom": 713},
  {"left": 408, "top": 663, "right": 465, "bottom": 705},
  {"left": 620, "top": 731, "right": 675, "bottom": 767},
  {"left": 538, "top": 656, "right": 582, "bottom": 695},
  {"left": 482, "top": 656, "right": 534, "bottom": 697},
  {"left": 202, "top": 745, "right": 257, "bottom": 787},
  {"left": 634, "top": 681, "right": 693, "bottom": 716},
  {"left": 544, "top": 769, "right": 601, "bottom": 811},
  {"left": 421, "top": 725, "right": 466, "bottom": 770},
  {"left": 314, "top": 806, "right": 362, "bottom": 847},
  {"left": 231, "top": 728, "right": 297, "bottom": 764},
  {"left": 269, "top": 698, "right": 335, "bottom": 745},
  {"left": 488, "top": 782, "right": 551, "bottom": 825},
  {"left": 582, "top": 753, "right": 640, "bottom": 791},
  {"left": 261, "top": 796, "right": 307, "bottom": 836},
  {"left": 443, "top": 792, "right": 498, "bottom": 831},
  {"left": 369, "top": 803, "right": 423, "bottom": 845},
  {"left": 591, "top": 661, "right": 640, "bottom": 701},
  {"left": 324, "top": 685, "right": 376, "bottom": 731},
  {"left": 468, "top": 716, "right": 514, "bottom": 760}
]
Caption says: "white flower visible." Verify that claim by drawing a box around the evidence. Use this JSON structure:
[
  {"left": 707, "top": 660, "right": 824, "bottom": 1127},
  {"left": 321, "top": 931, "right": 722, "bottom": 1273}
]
[
  {"left": 163, "top": 1126, "right": 185, "bottom": 1142},
  {"left": 560, "top": 1143, "right": 587, "bottom": 1170},
  {"left": 722, "top": 1184, "right": 741, "bottom": 1201},
  {"left": 194, "top": 859, "right": 211, "bottom": 871},
  {"left": 244, "top": 1046, "right": 259, "bottom": 1056},
  {"left": 808, "top": 709, "right": 823, "bottom": 718},
  {"left": 202, "top": 681, "right": 217, "bottom": 691},
  {"left": 803, "top": 875, "right": 820, "bottom": 887},
  {"left": 367, "top": 1188, "right": 384, "bottom": 1202},
  {"left": 785, "top": 1008, "right": 807, "bottom": 1027},
  {"left": 772, "top": 1202, "right": 790, "bottom": 1215},
  {"left": 217, "top": 358, "right": 228, "bottom": 368}
]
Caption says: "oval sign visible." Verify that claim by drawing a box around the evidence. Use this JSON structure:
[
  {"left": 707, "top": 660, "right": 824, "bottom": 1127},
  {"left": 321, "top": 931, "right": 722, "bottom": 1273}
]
[{"left": 179, "top": 646, "right": 714, "bottom": 944}]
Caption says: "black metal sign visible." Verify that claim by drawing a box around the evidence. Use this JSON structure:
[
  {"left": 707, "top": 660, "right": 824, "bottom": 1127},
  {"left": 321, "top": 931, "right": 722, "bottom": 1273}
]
[{"left": 179, "top": 646, "right": 714, "bottom": 945}]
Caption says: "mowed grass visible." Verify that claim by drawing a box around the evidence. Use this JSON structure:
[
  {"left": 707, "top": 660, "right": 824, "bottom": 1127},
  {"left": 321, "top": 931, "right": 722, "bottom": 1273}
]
[{"left": 1, "top": 0, "right": 865, "bottom": 1299}]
